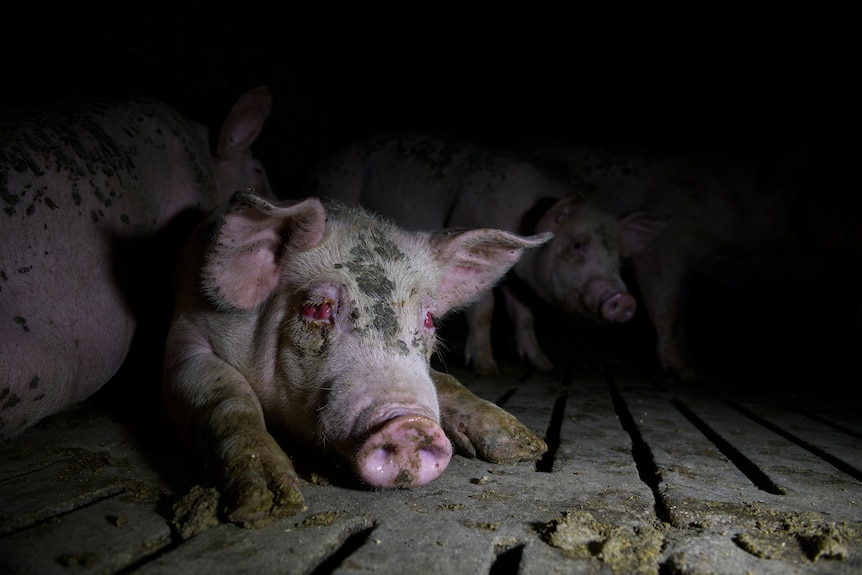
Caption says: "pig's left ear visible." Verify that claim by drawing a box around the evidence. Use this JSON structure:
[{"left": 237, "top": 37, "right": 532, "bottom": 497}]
[
  {"left": 203, "top": 192, "right": 327, "bottom": 310},
  {"left": 216, "top": 86, "right": 273, "bottom": 159},
  {"left": 430, "top": 228, "right": 553, "bottom": 313}
]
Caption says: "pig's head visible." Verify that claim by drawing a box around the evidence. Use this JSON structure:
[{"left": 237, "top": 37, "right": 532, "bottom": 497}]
[
  {"left": 518, "top": 195, "right": 665, "bottom": 323},
  {"left": 201, "top": 192, "right": 551, "bottom": 489}
]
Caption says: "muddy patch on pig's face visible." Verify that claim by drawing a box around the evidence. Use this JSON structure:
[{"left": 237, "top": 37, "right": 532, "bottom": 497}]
[{"left": 338, "top": 228, "right": 423, "bottom": 356}]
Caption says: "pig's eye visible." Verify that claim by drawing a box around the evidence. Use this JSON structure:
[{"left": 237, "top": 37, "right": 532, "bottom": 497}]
[
  {"left": 302, "top": 301, "right": 333, "bottom": 324},
  {"left": 570, "top": 236, "right": 589, "bottom": 254},
  {"left": 423, "top": 311, "right": 435, "bottom": 330}
]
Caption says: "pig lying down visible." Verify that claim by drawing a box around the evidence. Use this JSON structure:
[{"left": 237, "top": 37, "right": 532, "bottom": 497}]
[
  {"left": 305, "top": 133, "right": 666, "bottom": 374},
  {"left": 0, "top": 87, "right": 273, "bottom": 438},
  {"left": 163, "top": 191, "right": 551, "bottom": 526}
]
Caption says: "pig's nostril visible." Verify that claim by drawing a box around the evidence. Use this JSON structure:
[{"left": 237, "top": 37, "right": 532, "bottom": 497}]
[
  {"left": 601, "top": 293, "right": 637, "bottom": 323},
  {"left": 355, "top": 415, "right": 452, "bottom": 488}
]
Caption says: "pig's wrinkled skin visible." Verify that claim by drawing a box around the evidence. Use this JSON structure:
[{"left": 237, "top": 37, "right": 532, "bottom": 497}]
[
  {"left": 528, "top": 145, "right": 815, "bottom": 381},
  {"left": 0, "top": 87, "right": 273, "bottom": 438},
  {"left": 304, "top": 133, "right": 666, "bottom": 374},
  {"left": 163, "top": 191, "right": 551, "bottom": 527}
]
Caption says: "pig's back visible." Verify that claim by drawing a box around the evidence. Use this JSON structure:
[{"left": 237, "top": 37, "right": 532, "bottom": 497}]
[
  {"left": 306, "top": 133, "right": 565, "bottom": 233},
  {"left": 0, "top": 96, "right": 210, "bottom": 392}
]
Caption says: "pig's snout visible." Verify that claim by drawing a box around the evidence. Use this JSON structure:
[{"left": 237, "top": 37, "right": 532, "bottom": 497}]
[
  {"left": 600, "top": 292, "right": 637, "bottom": 323},
  {"left": 355, "top": 415, "right": 452, "bottom": 488}
]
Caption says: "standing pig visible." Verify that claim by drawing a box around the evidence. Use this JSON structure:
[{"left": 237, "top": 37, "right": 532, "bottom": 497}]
[
  {"left": 0, "top": 87, "right": 273, "bottom": 438},
  {"left": 304, "top": 133, "right": 665, "bottom": 374},
  {"left": 528, "top": 144, "right": 815, "bottom": 381},
  {"left": 163, "top": 191, "right": 550, "bottom": 526}
]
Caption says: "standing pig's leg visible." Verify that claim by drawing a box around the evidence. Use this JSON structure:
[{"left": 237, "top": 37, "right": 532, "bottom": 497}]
[
  {"left": 164, "top": 334, "right": 305, "bottom": 527},
  {"left": 432, "top": 369, "right": 547, "bottom": 463},
  {"left": 463, "top": 291, "right": 500, "bottom": 374},
  {"left": 630, "top": 248, "right": 698, "bottom": 381},
  {"left": 501, "top": 285, "right": 554, "bottom": 371}
]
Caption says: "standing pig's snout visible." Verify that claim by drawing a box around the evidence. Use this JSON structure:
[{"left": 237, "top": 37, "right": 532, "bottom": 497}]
[
  {"left": 355, "top": 415, "right": 452, "bottom": 488},
  {"left": 601, "top": 292, "right": 637, "bottom": 323}
]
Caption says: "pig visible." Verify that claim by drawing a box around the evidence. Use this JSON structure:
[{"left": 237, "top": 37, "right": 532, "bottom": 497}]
[
  {"left": 303, "top": 133, "right": 666, "bottom": 374},
  {"left": 526, "top": 144, "right": 820, "bottom": 381},
  {"left": 162, "top": 191, "right": 551, "bottom": 526},
  {"left": 0, "top": 86, "right": 273, "bottom": 438}
]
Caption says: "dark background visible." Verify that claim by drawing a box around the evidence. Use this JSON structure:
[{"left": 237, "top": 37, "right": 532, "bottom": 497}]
[
  {"left": 4, "top": 6, "right": 856, "bottom": 191},
  {"left": 3, "top": 5, "right": 859, "bottom": 386}
]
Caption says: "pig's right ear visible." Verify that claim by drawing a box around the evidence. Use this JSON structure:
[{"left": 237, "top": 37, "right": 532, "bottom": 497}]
[
  {"left": 202, "top": 192, "right": 327, "bottom": 310},
  {"left": 536, "top": 195, "right": 588, "bottom": 233},
  {"left": 430, "top": 228, "right": 553, "bottom": 314}
]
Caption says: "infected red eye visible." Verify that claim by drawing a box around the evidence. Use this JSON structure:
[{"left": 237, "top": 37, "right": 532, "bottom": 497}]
[
  {"left": 302, "top": 301, "right": 333, "bottom": 324},
  {"left": 423, "top": 311, "right": 434, "bottom": 330}
]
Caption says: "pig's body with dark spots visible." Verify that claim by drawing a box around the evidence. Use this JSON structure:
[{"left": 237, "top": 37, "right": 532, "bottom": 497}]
[
  {"left": 0, "top": 87, "right": 273, "bottom": 438},
  {"left": 163, "top": 191, "right": 550, "bottom": 527},
  {"left": 304, "top": 133, "right": 666, "bottom": 374}
]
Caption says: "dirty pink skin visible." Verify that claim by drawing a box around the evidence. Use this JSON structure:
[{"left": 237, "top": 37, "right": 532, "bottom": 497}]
[
  {"left": 163, "top": 191, "right": 550, "bottom": 526},
  {"left": 304, "top": 133, "right": 665, "bottom": 374},
  {"left": 530, "top": 145, "right": 814, "bottom": 380},
  {"left": 0, "top": 87, "right": 273, "bottom": 438}
]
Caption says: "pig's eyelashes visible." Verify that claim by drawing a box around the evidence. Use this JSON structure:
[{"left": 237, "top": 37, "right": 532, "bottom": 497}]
[{"left": 302, "top": 301, "right": 334, "bottom": 324}]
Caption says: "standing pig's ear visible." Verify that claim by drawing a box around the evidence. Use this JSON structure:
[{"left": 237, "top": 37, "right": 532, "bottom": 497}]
[
  {"left": 203, "top": 192, "right": 327, "bottom": 310},
  {"left": 430, "top": 228, "right": 553, "bottom": 314},
  {"left": 536, "top": 195, "right": 588, "bottom": 233},
  {"left": 216, "top": 86, "right": 273, "bottom": 160}
]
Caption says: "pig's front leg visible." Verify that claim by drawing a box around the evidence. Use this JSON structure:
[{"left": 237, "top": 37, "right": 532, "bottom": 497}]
[
  {"left": 165, "top": 343, "right": 306, "bottom": 528},
  {"left": 501, "top": 285, "right": 554, "bottom": 371},
  {"left": 463, "top": 291, "right": 500, "bottom": 374},
  {"left": 630, "top": 247, "right": 699, "bottom": 381},
  {"left": 432, "top": 369, "right": 547, "bottom": 463}
]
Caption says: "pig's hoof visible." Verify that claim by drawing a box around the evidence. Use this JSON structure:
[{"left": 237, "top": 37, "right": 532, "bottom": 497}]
[
  {"left": 521, "top": 344, "right": 554, "bottom": 371},
  {"left": 676, "top": 367, "right": 700, "bottom": 382},
  {"left": 222, "top": 472, "right": 306, "bottom": 528},
  {"left": 528, "top": 353, "right": 555, "bottom": 371},
  {"left": 465, "top": 348, "right": 500, "bottom": 375},
  {"left": 662, "top": 358, "right": 700, "bottom": 382},
  {"left": 482, "top": 424, "right": 548, "bottom": 464},
  {"left": 444, "top": 412, "right": 548, "bottom": 464},
  {"left": 659, "top": 348, "right": 700, "bottom": 382},
  {"left": 224, "top": 483, "right": 306, "bottom": 528},
  {"left": 172, "top": 478, "right": 307, "bottom": 536},
  {"left": 470, "top": 358, "right": 500, "bottom": 376}
]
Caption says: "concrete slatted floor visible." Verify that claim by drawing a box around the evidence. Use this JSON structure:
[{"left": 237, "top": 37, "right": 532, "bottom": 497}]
[{"left": 1, "top": 361, "right": 861, "bottom": 574}]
